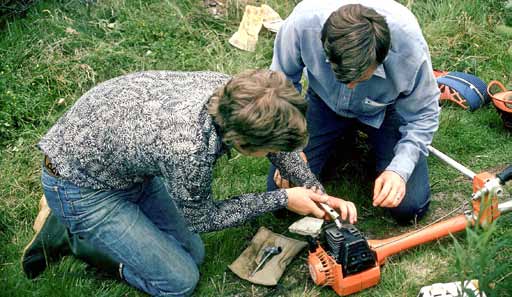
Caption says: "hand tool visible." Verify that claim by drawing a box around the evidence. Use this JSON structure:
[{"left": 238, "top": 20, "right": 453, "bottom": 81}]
[
  {"left": 250, "top": 246, "right": 282, "bottom": 277},
  {"left": 309, "top": 186, "right": 344, "bottom": 229},
  {"left": 319, "top": 202, "right": 344, "bottom": 229}
]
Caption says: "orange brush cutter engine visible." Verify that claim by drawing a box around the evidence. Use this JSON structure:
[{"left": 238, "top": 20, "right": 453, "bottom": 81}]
[
  {"left": 307, "top": 224, "right": 380, "bottom": 296},
  {"left": 306, "top": 146, "right": 512, "bottom": 296}
]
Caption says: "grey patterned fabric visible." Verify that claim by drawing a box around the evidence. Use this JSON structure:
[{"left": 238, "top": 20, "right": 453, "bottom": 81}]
[{"left": 38, "top": 70, "right": 322, "bottom": 232}]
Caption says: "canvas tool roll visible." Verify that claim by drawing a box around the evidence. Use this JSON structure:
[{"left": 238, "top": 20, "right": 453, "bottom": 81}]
[{"left": 229, "top": 226, "right": 307, "bottom": 286}]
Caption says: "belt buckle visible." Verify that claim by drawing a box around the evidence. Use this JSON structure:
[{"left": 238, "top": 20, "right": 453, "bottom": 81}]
[{"left": 44, "top": 156, "right": 60, "bottom": 177}]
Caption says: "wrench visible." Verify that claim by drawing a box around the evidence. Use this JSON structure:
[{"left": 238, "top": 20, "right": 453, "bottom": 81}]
[{"left": 250, "top": 246, "right": 282, "bottom": 277}]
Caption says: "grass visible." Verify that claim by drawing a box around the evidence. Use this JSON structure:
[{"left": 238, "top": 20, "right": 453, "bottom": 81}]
[{"left": 1, "top": 0, "right": 512, "bottom": 296}]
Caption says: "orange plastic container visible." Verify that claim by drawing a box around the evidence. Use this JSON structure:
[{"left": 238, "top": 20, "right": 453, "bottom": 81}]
[{"left": 487, "top": 80, "right": 512, "bottom": 130}]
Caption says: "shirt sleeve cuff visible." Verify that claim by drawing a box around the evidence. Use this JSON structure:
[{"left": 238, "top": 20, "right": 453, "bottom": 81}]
[
  {"left": 264, "top": 189, "right": 289, "bottom": 210},
  {"left": 385, "top": 154, "right": 416, "bottom": 182}
]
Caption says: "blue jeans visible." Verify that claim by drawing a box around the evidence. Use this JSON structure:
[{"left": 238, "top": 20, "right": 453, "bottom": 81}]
[
  {"left": 267, "top": 89, "right": 430, "bottom": 223},
  {"left": 41, "top": 167, "right": 204, "bottom": 296}
]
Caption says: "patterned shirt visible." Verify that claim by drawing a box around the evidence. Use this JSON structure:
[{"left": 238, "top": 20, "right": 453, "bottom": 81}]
[
  {"left": 272, "top": 0, "right": 440, "bottom": 182},
  {"left": 38, "top": 71, "right": 321, "bottom": 233}
]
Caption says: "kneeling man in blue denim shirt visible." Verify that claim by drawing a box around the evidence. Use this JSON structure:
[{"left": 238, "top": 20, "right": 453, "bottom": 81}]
[{"left": 268, "top": 0, "right": 440, "bottom": 224}]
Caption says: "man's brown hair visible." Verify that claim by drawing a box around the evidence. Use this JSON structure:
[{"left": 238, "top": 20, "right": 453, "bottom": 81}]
[
  {"left": 208, "top": 69, "right": 308, "bottom": 153},
  {"left": 321, "top": 4, "right": 390, "bottom": 83}
]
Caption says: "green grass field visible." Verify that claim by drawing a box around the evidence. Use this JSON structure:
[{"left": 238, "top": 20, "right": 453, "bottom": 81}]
[{"left": 1, "top": 0, "right": 512, "bottom": 296}]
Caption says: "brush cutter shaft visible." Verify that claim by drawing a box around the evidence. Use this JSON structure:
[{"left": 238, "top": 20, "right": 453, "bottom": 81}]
[
  {"left": 427, "top": 145, "right": 476, "bottom": 179},
  {"left": 368, "top": 214, "right": 469, "bottom": 265},
  {"left": 368, "top": 199, "right": 511, "bottom": 265}
]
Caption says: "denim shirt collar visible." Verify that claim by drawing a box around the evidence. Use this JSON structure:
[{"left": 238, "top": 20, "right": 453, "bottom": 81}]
[{"left": 373, "top": 64, "right": 386, "bottom": 79}]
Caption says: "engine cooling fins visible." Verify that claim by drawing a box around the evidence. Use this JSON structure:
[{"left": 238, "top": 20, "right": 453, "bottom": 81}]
[{"left": 307, "top": 224, "right": 380, "bottom": 296}]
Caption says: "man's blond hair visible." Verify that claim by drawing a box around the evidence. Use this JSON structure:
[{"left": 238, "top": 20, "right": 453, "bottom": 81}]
[{"left": 208, "top": 69, "right": 308, "bottom": 153}]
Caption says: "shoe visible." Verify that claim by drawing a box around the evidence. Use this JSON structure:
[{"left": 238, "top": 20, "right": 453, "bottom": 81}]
[
  {"left": 22, "top": 195, "right": 70, "bottom": 279},
  {"left": 22, "top": 195, "right": 121, "bottom": 279}
]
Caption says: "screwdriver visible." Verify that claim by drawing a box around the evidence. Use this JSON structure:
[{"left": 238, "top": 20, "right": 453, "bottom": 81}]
[{"left": 250, "top": 246, "right": 282, "bottom": 277}]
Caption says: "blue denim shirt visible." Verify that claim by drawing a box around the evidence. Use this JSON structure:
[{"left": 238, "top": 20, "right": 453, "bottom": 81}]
[{"left": 271, "top": 0, "right": 440, "bottom": 182}]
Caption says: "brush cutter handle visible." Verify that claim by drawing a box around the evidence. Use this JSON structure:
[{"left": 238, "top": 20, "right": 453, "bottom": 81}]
[
  {"left": 427, "top": 145, "right": 476, "bottom": 179},
  {"left": 497, "top": 165, "right": 512, "bottom": 184}
]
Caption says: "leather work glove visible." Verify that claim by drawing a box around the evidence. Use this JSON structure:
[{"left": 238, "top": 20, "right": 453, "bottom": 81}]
[
  {"left": 228, "top": 5, "right": 263, "bottom": 52},
  {"left": 261, "top": 4, "right": 283, "bottom": 33},
  {"left": 228, "top": 227, "right": 307, "bottom": 286}
]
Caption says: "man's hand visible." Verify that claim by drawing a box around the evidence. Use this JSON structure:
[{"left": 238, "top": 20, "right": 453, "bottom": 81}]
[
  {"left": 285, "top": 187, "right": 328, "bottom": 218},
  {"left": 323, "top": 195, "right": 358, "bottom": 224},
  {"left": 285, "top": 188, "right": 358, "bottom": 224},
  {"left": 373, "top": 170, "right": 406, "bottom": 208},
  {"left": 274, "top": 152, "right": 308, "bottom": 189}
]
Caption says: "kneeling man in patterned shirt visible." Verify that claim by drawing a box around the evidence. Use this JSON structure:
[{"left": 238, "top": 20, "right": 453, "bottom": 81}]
[{"left": 22, "top": 69, "right": 357, "bottom": 296}]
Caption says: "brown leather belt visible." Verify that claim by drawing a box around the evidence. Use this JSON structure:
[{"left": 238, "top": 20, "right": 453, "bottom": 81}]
[{"left": 44, "top": 155, "right": 60, "bottom": 177}]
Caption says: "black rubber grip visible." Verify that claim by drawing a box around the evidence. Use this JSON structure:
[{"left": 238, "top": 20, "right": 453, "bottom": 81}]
[{"left": 497, "top": 165, "right": 512, "bottom": 184}]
